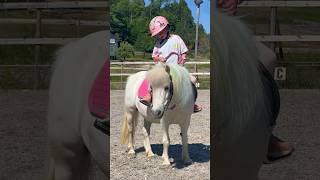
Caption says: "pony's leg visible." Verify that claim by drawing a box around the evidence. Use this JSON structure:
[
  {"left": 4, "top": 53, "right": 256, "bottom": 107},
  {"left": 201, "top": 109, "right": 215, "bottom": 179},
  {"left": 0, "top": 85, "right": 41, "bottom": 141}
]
[
  {"left": 160, "top": 119, "right": 171, "bottom": 165},
  {"left": 51, "top": 144, "right": 91, "bottom": 180},
  {"left": 127, "top": 110, "right": 138, "bottom": 155},
  {"left": 180, "top": 118, "right": 192, "bottom": 165},
  {"left": 142, "top": 119, "right": 155, "bottom": 157}
]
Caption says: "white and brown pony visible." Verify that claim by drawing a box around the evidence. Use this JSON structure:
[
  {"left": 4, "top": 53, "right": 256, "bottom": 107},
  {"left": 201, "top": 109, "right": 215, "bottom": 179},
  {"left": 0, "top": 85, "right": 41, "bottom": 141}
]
[
  {"left": 213, "top": 10, "right": 280, "bottom": 179},
  {"left": 120, "top": 63, "right": 195, "bottom": 165},
  {"left": 47, "top": 31, "right": 109, "bottom": 179}
]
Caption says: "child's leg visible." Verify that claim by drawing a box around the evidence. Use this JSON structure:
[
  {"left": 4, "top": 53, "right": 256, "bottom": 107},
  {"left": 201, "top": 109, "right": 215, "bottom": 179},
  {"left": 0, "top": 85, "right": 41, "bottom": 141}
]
[
  {"left": 189, "top": 74, "right": 197, "bottom": 84},
  {"left": 189, "top": 74, "right": 202, "bottom": 112},
  {"left": 256, "top": 41, "right": 277, "bottom": 76}
]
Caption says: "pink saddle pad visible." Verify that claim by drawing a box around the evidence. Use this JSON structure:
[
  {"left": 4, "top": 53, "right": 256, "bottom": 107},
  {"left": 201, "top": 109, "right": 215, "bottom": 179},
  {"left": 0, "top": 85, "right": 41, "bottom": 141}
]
[
  {"left": 88, "top": 60, "right": 110, "bottom": 119},
  {"left": 138, "top": 79, "right": 150, "bottom": 99}
]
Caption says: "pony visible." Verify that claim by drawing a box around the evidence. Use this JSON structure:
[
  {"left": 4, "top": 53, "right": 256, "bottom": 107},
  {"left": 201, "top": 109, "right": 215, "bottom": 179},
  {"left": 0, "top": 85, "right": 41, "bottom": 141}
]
[
  {"left": 212, "top": 10, "right": 280, "bottom": 179},
  {"left": 47, "top": 30, "right": 109, "bottom": 179},
  {"left": 120, "top": 63, "right": 195, "bottom": 166}
]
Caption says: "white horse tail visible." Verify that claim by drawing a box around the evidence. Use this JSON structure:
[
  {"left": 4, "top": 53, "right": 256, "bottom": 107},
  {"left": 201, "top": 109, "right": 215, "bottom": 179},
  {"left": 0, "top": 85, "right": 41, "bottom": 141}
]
[
  {"left": 120, "top": 112, "right": 129, "bottom": 144},
  {"left": 47, "top": 157, "right": 55, "bottom": 180},
  {"left": 120, "top": 110, "right": 138, "bottom": 145},
  {"left": 213, "top": 10, "right": 272, "bottom": 178}
]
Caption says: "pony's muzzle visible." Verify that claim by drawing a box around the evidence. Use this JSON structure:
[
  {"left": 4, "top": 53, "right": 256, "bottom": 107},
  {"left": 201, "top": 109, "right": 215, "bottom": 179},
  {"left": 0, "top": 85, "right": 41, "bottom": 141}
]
[{"left": 151, "top": 108, "right": 164, "bottom": 119}]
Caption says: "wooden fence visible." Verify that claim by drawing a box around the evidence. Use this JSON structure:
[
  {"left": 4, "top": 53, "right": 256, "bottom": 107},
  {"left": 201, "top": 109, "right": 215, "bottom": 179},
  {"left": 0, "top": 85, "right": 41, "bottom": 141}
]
[{"left": 0, "top": 1, "right": 108, "bottom": 89}]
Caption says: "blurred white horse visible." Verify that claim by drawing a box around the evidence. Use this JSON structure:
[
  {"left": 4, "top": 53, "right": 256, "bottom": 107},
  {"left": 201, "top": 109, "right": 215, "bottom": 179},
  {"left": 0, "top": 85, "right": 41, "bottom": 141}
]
[
  {"left": 120, "top": 63, "right": 195, "bottom": 165},
  {"left": 47, "top": 31, "right": 109, "bottom": 179},
  {"left": 213, "top": 11, "right": 280, "bottom": 179}
]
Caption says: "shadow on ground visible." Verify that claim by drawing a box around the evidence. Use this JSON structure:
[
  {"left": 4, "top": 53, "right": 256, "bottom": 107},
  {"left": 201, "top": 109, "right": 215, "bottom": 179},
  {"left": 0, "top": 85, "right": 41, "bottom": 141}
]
[{"left": 135, "top": 143, "right": 210, "bottom": 169}]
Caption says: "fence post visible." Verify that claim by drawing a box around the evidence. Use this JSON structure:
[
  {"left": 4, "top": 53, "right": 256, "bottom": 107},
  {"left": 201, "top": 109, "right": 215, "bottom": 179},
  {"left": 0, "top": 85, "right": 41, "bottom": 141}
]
[
  {"left": 270, "top": 7, "right": 277, "bottom": 51},
  {"left": 121, "top": 63, "right": 123, "bottom": 89},
  {"left": 77, "top": 18, "right": 80, "bottom": 37},
  {"left": 33, "top": 9, "right": 41, "bottom": 90}
]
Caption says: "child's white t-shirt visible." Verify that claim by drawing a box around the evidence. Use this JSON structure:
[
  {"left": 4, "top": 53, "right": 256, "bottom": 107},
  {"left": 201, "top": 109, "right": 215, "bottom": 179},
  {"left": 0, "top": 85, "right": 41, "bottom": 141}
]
[{"left": 152, "top": 34, "right": 188, "bottom": 64}]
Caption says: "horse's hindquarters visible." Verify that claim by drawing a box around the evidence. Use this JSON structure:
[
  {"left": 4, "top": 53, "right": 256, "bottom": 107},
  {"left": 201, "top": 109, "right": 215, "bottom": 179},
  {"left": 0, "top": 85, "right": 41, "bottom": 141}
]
[{"left": 48, "top": 31, "right": 109, "bottom": 178}]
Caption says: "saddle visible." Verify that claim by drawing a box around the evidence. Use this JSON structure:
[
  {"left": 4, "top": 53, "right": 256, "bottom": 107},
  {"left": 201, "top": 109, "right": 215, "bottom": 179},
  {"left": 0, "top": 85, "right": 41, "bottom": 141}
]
[
  {"left": 138, "top": 79, "right": 150, "bottom": 99},
  {"left": 88, "top": 60, "right": 110, "bottom": 135}
]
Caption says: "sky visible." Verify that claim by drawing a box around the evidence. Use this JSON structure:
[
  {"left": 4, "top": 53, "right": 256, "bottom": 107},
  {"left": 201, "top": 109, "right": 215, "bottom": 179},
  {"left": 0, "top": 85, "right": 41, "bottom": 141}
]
[{"left": 144, "top": 0, "right": 210, "bottom": 34}]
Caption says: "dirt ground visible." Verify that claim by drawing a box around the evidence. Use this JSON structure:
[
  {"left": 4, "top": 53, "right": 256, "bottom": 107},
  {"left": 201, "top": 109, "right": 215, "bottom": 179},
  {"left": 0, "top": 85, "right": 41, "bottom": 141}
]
[
  {"left": 110, "top": 90, "right": 210, "bottom": 180},
  {"left": 0, "top": 90, "right": 104, "bottom": 179},
  {"left": 259, "top": 89, "right": 320, "bottom": 180},
  {"left": 1, "top": 90, "right": 320, "bottom": 179}
]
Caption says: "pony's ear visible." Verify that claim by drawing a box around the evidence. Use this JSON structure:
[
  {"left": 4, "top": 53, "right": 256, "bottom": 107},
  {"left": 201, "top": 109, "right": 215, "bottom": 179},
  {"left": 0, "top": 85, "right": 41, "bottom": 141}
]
[{"left": 165, "top": 64, "right": 170, "bottom": 73}]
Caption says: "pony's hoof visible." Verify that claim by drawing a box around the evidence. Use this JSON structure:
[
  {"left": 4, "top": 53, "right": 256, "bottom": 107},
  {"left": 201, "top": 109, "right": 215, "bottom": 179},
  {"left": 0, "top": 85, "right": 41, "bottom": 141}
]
[
  {"left": 128, "top": 150, "right": 136, "bottom": 158},
  {"left": 161, "top": 161, "right": 171, "bottom": 167},
  {"left": 146, "top": 152, "right": 156, "bottom": 158},
  {"left": 128, "top": 153, "right": 136, "bottom": 159}
]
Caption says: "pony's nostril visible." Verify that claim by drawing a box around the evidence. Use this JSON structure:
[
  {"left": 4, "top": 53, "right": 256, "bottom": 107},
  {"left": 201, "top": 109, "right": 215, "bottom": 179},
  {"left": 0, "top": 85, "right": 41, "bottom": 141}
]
[{"left": 152, "top": 110, "right": 162, "bottom": 117}]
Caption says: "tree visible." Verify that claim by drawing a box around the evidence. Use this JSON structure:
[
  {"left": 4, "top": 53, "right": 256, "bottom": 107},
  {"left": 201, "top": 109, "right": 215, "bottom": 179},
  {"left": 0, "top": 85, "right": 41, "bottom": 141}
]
[
  {"left": 118, "top": 42, "right": 135, "bottom": 61},
  {"left": 134, "top": 33, "right": 154, "bottom": 57}
]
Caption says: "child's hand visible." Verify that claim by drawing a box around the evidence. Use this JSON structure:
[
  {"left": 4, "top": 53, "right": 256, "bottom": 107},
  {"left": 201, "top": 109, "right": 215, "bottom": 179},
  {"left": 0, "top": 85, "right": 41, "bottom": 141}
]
[
  {"left": 153, "top": 55, "right": 166, "bottom": 63},
  {"left": 217, "top": 0, "right": 241, "bottom": 15},
  {"left": 158, "top": 56, "right": 166, "bottom": 62}
]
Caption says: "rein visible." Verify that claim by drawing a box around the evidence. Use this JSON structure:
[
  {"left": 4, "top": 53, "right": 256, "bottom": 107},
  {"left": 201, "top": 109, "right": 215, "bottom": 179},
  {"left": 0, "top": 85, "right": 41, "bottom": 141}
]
[{"left": 163, "top": 75, "right": 175, "bottom": 111}]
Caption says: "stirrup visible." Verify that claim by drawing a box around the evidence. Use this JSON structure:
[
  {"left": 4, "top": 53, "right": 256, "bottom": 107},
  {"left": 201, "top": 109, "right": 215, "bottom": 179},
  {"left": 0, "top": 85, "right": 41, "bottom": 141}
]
[
  {"left": 94, "top": 119, "right": 110, "bottom": 135},
  {"left": 140, "top": 99, "right": 152, "bottom": 107}
]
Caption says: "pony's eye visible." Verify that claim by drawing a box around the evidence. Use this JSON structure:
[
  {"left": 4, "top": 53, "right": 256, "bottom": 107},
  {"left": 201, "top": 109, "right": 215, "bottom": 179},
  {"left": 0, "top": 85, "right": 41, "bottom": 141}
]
[{"left": 164, "top": 86, "right": 169, "bottom": 91}]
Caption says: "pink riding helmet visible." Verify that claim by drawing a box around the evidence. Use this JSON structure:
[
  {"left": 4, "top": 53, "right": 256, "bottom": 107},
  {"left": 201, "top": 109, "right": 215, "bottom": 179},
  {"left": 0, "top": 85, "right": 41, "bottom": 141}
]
[{"left": 149, "top": 16, "right": 169, "bottom": 37}]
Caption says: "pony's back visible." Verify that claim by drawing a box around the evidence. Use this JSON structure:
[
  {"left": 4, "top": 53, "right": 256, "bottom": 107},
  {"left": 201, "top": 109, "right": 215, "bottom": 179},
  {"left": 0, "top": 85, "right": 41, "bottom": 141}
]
[{"left": 213, "top": 10, "right": 272, "bottom": 179}]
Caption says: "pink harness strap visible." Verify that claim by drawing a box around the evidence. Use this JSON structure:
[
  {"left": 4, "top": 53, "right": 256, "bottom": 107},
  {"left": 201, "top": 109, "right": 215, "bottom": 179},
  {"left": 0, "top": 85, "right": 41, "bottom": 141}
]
[
  {"left": 88, "top": 60, "right": 110, "bottom": 119},
  {"left": 138, "top": 79, "right": 150, "bottom": 99}
]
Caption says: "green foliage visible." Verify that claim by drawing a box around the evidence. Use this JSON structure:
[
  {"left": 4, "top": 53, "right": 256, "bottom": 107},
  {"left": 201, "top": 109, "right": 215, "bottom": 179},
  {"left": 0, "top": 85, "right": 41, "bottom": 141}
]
[
  {"left": 111, "top": 0, "right": 210, "bottom": 58},
  {"left": 118, "top": 42, "right": 135, "bottom": 60}
]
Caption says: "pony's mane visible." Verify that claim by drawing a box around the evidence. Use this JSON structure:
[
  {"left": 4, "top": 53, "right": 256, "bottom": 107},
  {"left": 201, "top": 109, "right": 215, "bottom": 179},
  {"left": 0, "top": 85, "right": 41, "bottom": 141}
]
[
  {"left": 146, "top": 63, "right": 192, "bottom": 105},
  {"left": 213, "top": 10, "right": 271, "bottom": 142}
]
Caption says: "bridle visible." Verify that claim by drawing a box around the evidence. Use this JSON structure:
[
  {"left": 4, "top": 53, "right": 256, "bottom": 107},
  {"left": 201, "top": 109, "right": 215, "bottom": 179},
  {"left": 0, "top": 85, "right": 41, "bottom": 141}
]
[
  {"left": 150, "top": 73, "right": 175, "bottom": 111},
  {"left": 163, "top": 75, "right": 175, "bottom": 111}
]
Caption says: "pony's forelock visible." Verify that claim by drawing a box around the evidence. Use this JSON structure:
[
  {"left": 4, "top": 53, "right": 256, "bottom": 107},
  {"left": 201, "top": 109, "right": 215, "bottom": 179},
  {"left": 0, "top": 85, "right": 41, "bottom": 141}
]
[{"left": 146, "top": 64, "right": 171, "bottom": 87}]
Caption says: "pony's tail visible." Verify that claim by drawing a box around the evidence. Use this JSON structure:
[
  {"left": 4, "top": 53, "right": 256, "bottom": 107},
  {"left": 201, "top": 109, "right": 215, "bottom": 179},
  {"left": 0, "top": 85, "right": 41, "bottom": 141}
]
[
  {"left": 47, "top": 155, "right": 55, "bottom": 180},
  {"left": 120, "top": 111, "right": 138, "bottom": 145},
  {"left": 213, "top": 10, "right": 268, "bottom": 142},
  {"left": 120, "top": 112, "right": 129, "bottom": 144}
]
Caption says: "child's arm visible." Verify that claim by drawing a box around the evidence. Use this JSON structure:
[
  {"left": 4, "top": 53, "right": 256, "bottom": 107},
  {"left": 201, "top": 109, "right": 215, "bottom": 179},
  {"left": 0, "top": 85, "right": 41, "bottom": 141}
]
[{"left": 178, "top": 53, "right": 187, "bottom": 65}]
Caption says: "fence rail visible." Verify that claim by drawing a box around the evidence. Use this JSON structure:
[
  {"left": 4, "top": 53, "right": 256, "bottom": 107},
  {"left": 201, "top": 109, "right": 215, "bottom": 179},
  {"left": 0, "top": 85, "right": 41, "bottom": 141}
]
[
  {"left": 0, "top": 18, "right": 107, "bottom": 26},
  {"left": 0, "top": 1, "right": 108, "bottom": 10},
  {"left": 110, "top": 61, "right": 210, "bottom": 65},
  {"left": 0, "top": 38, "right": 79, "bottom": 45},
  {"left": 239, "top": 1, "right": 320, "bottom": 7},
  {"left": 255, "top": 35, "right": 320, "bottom": 42}
]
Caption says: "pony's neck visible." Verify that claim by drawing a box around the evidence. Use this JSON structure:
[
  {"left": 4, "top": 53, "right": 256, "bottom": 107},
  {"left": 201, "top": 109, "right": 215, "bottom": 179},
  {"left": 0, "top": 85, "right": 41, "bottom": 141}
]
[{"left": 169, "top": 65, "right": 191, "bottom": 106}]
